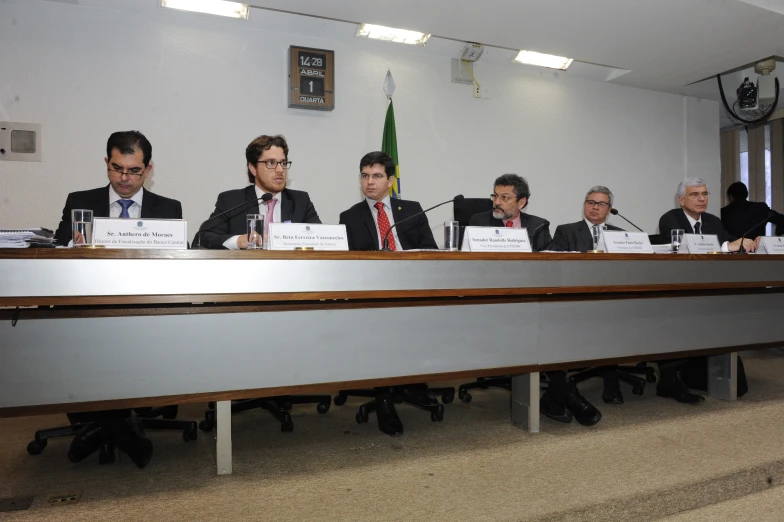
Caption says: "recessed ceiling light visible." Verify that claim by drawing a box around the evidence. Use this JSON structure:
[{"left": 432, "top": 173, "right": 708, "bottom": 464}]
[
  {"left": 513, "top": 50, "right": 573, "bottom": 70},
  {"left": 161, "top": 0, "right": 250, "bottom": 20},
  {"left": 356, "top": 24, "right": 431, "bottom": 46}
]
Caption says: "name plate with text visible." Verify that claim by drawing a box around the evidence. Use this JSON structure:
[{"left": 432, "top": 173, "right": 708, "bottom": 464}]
[
  {"left": 755, "top": 236, "right": 784, "bottom": 255},
  {"left": 92, "top": 218, "right": 187, "bottom": 249},
  {"left": 268, "top": 223, "right": 349, "bottom": 251},
  {"left": 679, "top": 233, "right": 721, "bottom": 254},
  {"left": 602, "top": 231, "right": 653, "bottom": 254},
  {"left": 461, "top": 226, "right": 532, "bottom": 252}
]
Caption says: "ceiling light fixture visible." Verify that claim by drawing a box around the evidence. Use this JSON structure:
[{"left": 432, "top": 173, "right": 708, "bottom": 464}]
[
  {"left": 161, "top": 0, "right": 250, "bottom": 20},
  {"left": 356, "top": 24, "right": 431, "bottom": 46},
  {"left": 513, "top": 50, "right": 573, "bottom": 70}
]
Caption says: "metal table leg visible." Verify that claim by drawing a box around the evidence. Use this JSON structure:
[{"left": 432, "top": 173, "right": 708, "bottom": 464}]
[
  {"left": 511, "top": 372, "right": 540, "bottom": 433},
  {"left": 707, "top": 352, "right": 737, "bottom": 401},
  {"left": 215, "top": 400, "right": 232, "bottom": 475}
]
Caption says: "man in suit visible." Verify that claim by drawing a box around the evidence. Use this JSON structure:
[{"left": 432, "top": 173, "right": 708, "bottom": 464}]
[
  {"left": 54, "top": 130, "right": 183, "bottom": 246},
  {"left": 656, "top": 178, "right": 756, "bottom": 404},
  {"left": 199, "top": 134, "right": 320, "bottom": 249},
  {"left": 721, "top": 181, "right": 784, "bottom": 238},
  {"left": 339, "top": 151, "right": 437, "bottom": 251},
  {"left": 468, "top": 174, "right": 552, "bottom": 251},
  {"left": 549, "top": 186, "right": 624, "bottom": 252}
]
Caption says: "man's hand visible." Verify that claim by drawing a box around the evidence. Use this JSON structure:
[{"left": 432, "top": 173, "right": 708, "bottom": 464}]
[
  {"left": 236, "top": 234, "right": 249, "bottom": 249},
  {"left": 73, "top": 231, "right": 85, "bottom": 245},
  {"left": 728, "top": 237, "right": 756, "bottom": 253}
]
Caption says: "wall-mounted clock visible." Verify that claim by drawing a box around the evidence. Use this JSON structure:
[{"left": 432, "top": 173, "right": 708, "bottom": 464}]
[{"left": 288, "top": 46, "right": 334, "bottom": 111}]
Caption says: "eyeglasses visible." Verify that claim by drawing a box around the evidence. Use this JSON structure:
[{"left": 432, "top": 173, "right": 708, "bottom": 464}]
[
  {"left": 686, "top": 191, "right": 709, "bottom": 199},
  {"left": 107, "top": 167, "right": 145, "bottom": 179},
  {"left": 584, "top": 200, "right": 610, "bottom": 208},
  {"left": 490, "top": 194, "right": 517, "bottom": 203},
  {"left": 258, "top": 160, "right": 292, "bottom": 169},
  {"left": 360, "top": 173, "right": 388, "bottom": 181}
]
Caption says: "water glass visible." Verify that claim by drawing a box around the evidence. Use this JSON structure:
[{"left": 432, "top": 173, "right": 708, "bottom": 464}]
[
  {"left": 444, "top": 221, "right": 460, "bottom": 251},
  {"left": 71, "top": 209, "right": 93, "bottom": 247},
  {"left": 246, "top": 214, "right": 264, "bottom": 250},
  {"left": 671, "top": 229, "right": 684, "bottom": 253}
]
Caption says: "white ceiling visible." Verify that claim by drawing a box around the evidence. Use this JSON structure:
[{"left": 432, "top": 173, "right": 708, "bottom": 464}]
[{"left": 250, "top": 0, "right": 784, "bottom": 95}]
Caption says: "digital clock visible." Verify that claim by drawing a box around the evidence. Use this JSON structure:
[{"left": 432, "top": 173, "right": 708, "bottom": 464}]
[{"left": 289, "top": 46, "right": 334, "bottom": 111}]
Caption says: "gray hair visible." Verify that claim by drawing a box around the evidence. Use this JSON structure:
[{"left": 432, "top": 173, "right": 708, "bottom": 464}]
[
  {"left": 677, "top": 177, "right": 707, "bottom": 197},
  {"left": 585, "top": 186, "right": 613, "bottom": 207}
]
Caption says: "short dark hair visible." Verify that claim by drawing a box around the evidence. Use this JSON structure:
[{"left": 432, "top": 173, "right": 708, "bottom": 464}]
[
  {"left": 106, "top": 131, "right": 152, "bottom": 167},
  {"left": 359, "top": 151, "right": 396, "bottom": 178},
  {"left": 727, "top": 181, "right": 749, "bottom": 201},
  {"left": 494, "top": 173, "right": 531, "bottom": 207},
  {"left": 246, "top": 135, "right": 289, "bottom": 183}
]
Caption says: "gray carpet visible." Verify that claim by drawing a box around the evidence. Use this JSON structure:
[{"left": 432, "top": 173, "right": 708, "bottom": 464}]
[{"left": 1, "top": 350, "right": 783, "bottom": 521}]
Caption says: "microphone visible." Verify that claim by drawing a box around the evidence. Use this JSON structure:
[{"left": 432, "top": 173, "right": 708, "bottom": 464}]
[
  {"left": 195, "top": 192, "right": 273, "bottom": 249},
  {"left": 382, "top": 195, "right": 464, "bottom": 251},
  {"left": 737, "top": 211, "right": 773, "bottom": 254},
  {"left": 528, "top": 220, "right": 550, "bottom": 251},
  {"left": 609, "top": 208, "right": 644, "bottom": 232}
]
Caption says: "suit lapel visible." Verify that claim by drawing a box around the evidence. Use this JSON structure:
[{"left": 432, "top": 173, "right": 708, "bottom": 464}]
[
  {"left": 140, "top": 189, "right": 155, "bottom": 218},
  {"left": 96, "top": 185, "right": 111, "bottom": 217},
  {"left": 280, "top": 189, "right": 293, "bottom": 223},
  {"left": 359, "top": 202, "right": 379, "bottom": 249},
  {"left": 245, "top": 186, "right": 261, "bottom": 216},
  {"left": 677, "top": 210, "right": 694, "bottom": 234},
  {"left": 577, "top": 220, "right": 593, "bottom": 251},
  {"left": 390, "top": 200, "right": 406, "bottom": 249}
]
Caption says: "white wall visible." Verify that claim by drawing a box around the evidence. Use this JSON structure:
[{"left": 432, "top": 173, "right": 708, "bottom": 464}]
[{"left": 0, "top": 0, "right": 720, "bottom": 241}]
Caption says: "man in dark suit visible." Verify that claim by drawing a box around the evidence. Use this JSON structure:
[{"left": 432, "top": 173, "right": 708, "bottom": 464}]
[
  {"left": 656, "top": 178, "right": 756, "bottom": 404},
  {"left": 339, "top": 151, "right": 437, "bottom": 251},
  {"left": 549, "top": 186, "right": 624, "bottom": 253},
  {"left": 54, "top": 131, "right": 183, "bottom": 246},
  {"left": 199, "top": 134, "right": 320, "bottom": 249},
  {"left": 468, "top": 173, "right": 552, "bottom": 251},
  {"left": 721, "top": 181, "right": 784, "bottom": 238}
]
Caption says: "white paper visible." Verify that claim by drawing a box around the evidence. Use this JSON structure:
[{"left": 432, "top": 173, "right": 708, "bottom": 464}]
[
  {"left": 268, "top": 223, "right": 349, "bottom": 251},
  {"left": 679, "top": 233, "right": 721, "bottom": 254},
  {"left": 755, "top": 236, "right": 784, "bottom": 255},
  {"left": 602, "top": 231, "right": 653, "bottom": 254},
  {"left": 92, "top": 218, "right": 188, "bottom": 249},
  {"left": 461, "top": 226, "right": 532, "bottom": 252}
]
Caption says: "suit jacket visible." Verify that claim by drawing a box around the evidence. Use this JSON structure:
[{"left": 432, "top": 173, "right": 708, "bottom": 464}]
[
  {"left": 721, "top": 200, "right": 784, "bottom": 238},
  {"left": 54, "top": 185, "right": 183, "bottom": 246},
  {"left": 548, "top": 220, "right": 624, "bottom": 252},
  {"left": 338, "top": 199, "right": 438, "bottom": 250},
  {"left": 658, "top": 208, "right": 734, "bottom": 245},
  {"left": 200, "top": 186, "right": 320, "bottom": 249},
  {"left": 468, "top": 210, "right": 552, "bottom": 252}
]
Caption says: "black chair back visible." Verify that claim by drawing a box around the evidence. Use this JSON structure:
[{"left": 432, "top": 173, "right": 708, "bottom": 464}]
[{"left": 454, "top": 198, "right": 493, "bottom": 249}]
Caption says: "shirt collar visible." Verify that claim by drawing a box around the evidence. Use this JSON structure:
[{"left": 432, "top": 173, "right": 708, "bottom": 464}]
[
  {"left": 254, "top": 185, "right": 279, "bottom": 202},
  {"left": 109, "top": 185, "right": 144, "bottom": 206},
  {"left": 366, "top": 195, "right": 391, "bottom": 210},
  {"left": 682, "top": 209, "right": 701, "bottom": 228},
  {"left": 584, "top": 217, "right": 605, "bottom": 229}
]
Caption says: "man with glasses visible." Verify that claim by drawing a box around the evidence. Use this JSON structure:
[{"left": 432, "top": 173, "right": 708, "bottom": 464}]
[
  {"left": 199, "top": 134, "right": 320, "bottom": 249},
  {"left": 54, "top": 130, "right": 183, "bottom": 246},
  {"left": 338, "top": 151, "right": 437, "bottom": 251},
  {"left": 468, "top": 173, "right": 552, "bottom": 251},
  {"left": 548, "top": 186, "right": 623, "bottom": 252},
  {"left": 656, "top": 178, "right": 755, "bottom": 403}
]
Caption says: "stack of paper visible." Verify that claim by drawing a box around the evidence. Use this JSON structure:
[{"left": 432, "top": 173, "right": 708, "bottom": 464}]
[{"left": 0, "top": 229, "right": 56, "bottom": 248}]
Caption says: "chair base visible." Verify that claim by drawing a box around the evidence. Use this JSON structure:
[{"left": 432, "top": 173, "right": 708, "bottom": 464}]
[
  {"left": 199, "top": 395, "right": 332, "bottom": 433},
  {"left": 335, "top": 384, "right": 454, "bottom": 424}
]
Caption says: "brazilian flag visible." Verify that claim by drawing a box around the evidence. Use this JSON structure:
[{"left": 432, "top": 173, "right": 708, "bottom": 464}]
[{"left": 382, "top": 99, "right": 400, "bottom": 199}]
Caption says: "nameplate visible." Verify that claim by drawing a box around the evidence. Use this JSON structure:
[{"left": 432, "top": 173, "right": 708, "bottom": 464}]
[
  {"left": 679, "top": 233, "right": 721, "bottom": 254},
  {"left": 268, "top": 223, "right": 349, "bottom": 251},
  {"left": 755, "top": 236, "right": 784, "bottom": 255},
  {"left": 92, "top": 218, "right": 187, "bottom": 249},
  {"left": 602, "top": 231, "right": 653, "bottom": 254},
  {"left": 461, "top": 226, "right": 532, "bottom": 252}
]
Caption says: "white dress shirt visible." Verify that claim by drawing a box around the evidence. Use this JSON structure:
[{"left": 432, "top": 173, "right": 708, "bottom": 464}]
[
  {"left": 109, "top": 185, "right": 143, "bottom": 219},
  {"left": 367, "top": 196, "right": 402, "bottom": 250},
  {"left": 682, "top": 209, "right": 729, "bottom": 253},
  {"left": 225, "top": 185, "right": 281, "bottom": 250}
]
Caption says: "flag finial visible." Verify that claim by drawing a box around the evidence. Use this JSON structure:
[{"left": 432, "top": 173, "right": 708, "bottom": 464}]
[{"left": 383, "top": 70, "right": 396, "bottom": 99}]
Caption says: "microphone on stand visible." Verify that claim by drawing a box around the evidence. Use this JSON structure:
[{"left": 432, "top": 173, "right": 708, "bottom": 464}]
[
  {"left": 528, "top": 220, "right": 550, "bottom": 251},
  {"left": 194, "top": 192, "right": 273, "bottom": 249},
  {"left": 737, "top": 211, "right": 773, "bottom": 254},
  {"left": 609, "top": 208, "right": 644, "bottom": 232},
  {"left": 382, "top": 195, "right": 464, "bottom": 251}
]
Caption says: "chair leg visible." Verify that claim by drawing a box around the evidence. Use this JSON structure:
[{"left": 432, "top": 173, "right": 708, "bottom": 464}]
[{"left": 259, "top": 399, "right": 293, "bottom": 432}]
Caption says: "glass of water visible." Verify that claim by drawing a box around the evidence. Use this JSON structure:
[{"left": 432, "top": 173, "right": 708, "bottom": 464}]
[
  {"left": 246, "top": 214, "right": 264, "bottom": 250},
  {"left": 444, "top": 221, "right": 460, "bottom": 251},
  {"left": 71, "top": 209, "right": 93, "bottom": 247},
  {"left": 671, "top": 229, "right": 684, "bottom": 253}
]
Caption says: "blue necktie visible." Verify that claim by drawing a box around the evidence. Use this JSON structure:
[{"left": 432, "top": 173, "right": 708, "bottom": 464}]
[{"left": 118, "top": 200, "right": 134, "bottom": 219}]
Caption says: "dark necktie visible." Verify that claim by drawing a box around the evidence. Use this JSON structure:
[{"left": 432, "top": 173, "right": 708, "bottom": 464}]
[
  {"left": 118, "top": 200, "right": 134, "bottom": 218},
  {"left": 694, "top": 222, "right": 701, "bottom": 234}
]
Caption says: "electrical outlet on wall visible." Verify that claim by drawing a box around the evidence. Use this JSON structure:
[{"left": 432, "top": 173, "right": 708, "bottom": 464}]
[{"left": 473, "top": 81, "right": 481, "bottom": 98}]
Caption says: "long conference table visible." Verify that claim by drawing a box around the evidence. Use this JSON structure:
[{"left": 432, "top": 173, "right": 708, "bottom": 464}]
[{"left": 1, "top": 249, "right": 784, "bottom": 474}]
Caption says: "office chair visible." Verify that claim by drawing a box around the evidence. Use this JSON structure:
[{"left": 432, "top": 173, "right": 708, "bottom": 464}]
[
  {"left": 199, "top": 395, "right": 332, "bottom": 433},
  {"left": 27, "top": 405, "right": 197, "bottom": 467},
  {"left": 334, "top": 384, "right": 455, "bottom": 424},
  {"left": 453, "top": 197, "right": 493, "bottom": 248}
]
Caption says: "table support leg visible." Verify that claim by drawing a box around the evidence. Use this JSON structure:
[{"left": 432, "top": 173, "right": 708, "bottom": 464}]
[
  {"left": 215, "top": 400, "right": 232, "bottom": 475},
  {"left": 707, "top": 352, "right": 737, "bottom": 401},
  {"left": 511, "top": 372, "right": 540, "bottom": 433}
]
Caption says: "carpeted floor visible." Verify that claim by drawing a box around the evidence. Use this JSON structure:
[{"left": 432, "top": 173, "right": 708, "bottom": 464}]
[{"left": 1, "top": 350, "right": 783, "bottom": 521}]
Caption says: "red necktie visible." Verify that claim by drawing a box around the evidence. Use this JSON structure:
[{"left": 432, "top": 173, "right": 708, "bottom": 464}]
[
  {"left": 505, "top": 220, "right": 514, "bottom": 228},
  {"left": 375, "top": 202, "right": 397, "bottom": 251}
]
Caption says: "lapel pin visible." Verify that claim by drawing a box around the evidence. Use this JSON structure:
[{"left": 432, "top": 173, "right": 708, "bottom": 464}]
[{"left": 397, "top": 206, "right": 402, "bottom": 211}]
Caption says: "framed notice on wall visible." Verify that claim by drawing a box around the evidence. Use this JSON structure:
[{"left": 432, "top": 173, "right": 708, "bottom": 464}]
[{"left": 288, "top": 46, "right": 335, "bottom": 111}]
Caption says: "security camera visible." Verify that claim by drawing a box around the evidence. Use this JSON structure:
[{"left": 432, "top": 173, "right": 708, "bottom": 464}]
[{"left": 737, "top": 77, "right": 758, "bottom": 111}]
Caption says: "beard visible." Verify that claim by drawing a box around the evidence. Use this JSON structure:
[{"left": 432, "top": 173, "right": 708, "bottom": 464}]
[{"left": 492, "top": 207, "right": 512, "bottom": 220}]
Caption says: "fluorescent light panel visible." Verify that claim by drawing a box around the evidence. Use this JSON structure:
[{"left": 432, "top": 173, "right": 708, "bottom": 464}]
[
  {"left": 161, "top": 0, "right": 249, "bottom": 19},
  {"left": 356, "top": 24, "right": 431, "bottom": 46},
  {"left": 513, "top": 50, "right": 573, "bottom": 70}
]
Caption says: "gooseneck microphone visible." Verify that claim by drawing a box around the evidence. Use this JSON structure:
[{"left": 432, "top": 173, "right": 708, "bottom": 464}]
[
  {"left": 737, "top": 211, "right": 773, "bottom": 254},
  {"left": 195, "top": 192, "right": 273, "bottom": 249},
  {"left": 382, "top": 195, "right": 465, "bottom": 251},
  {"left": 609, "top": 208, "right": 644, "bottom": 232},
  {"left": 528, "top": 220, "right": 550, "bottom": 251}
]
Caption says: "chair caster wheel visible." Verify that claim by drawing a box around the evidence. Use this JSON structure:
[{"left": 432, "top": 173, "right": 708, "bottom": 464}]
[
  {"left": 183, "top": 429, "right": 198, "bottom": 442},
  {"left": 441, "top": 391, "right": 455, "bottom": 404},
  {"left": 333, "top": 394, "right": 347, "bottom": 406},
  {"left": 356, "top": 408, "right": 369, "bottom": 424},
  {"left": 27, "top": 439, "right": 46, "bottom": 455},
  {"left": 317, "top": 401, "right": 331, "bottom": 414},
  {"left": 458, "top": 390, "right": 472, "bottom": 403},
  {"left": 199, "top": 419, "right": 215, "bottom": 432},
  {"left": 632, "top": 385, "right": 645, "bottom": 396},
  {"left": 98, "top": 444, "right": 115, "bottom": 465},
  {"left": 430, "top": 405, "right": 445, "bottom": 422},
  {"left": 281, "top": 419, "right": 294, "bottom": 432}
]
